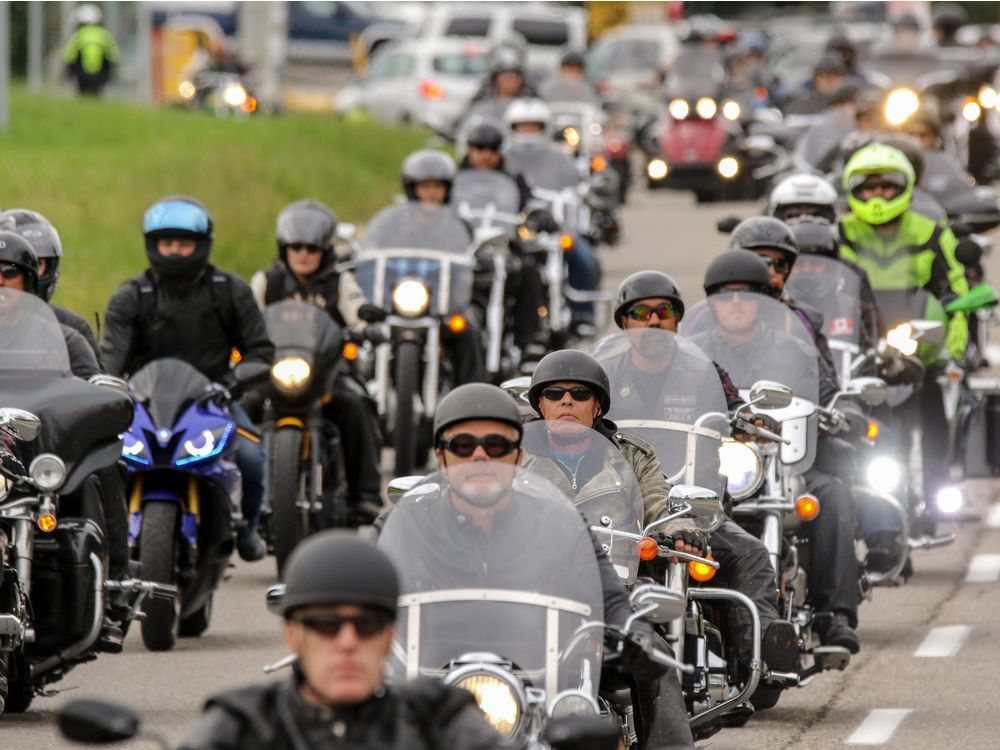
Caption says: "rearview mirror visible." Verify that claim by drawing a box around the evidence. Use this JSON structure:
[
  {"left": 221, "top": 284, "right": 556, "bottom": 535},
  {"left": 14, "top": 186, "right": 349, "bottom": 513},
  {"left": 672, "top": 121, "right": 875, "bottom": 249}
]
[
  {"left": 716, "top": 216, "right": 741, "bottom": 233},
  {"left": 845, "top": 376, "right": 889, "bottom": 406},
  {"left": 0, "top": 408, "right": 40, "bottom": 442},
  {"left": 88, "top": 374, "right": 129, "bottom": 395},
  {"left": 629, "top": 583, "right": 687, "bottom": 624},
  {"left": 665, "top": 485, "right": 724, "bottom": 533},
  {"left": 336, "top": 222, "right": 357, "bottom": 242},
  {"left": 266, "top": 584, "right": 285, "bottom": 615},
  {"left": 748, "top": 381, "right": 794, "bottom": 409},
  {"left": 909, "top": 319, "right": 946, "bottom": 347},
  {"left": 387, "top": 476, "right": 424, "bottom": 504},
  {"left": 58, "top": 698, "right": 142, "bottom": 744}
]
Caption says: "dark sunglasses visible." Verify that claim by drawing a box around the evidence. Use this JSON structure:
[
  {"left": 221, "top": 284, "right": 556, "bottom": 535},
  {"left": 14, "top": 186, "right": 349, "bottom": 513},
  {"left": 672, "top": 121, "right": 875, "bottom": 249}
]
[
  {"left": 293, "top": 611, "right": 392, "bottom": 639},
  {"left": 758, "top": 256, "right": 790, "bottom": 274},
  {"left": 624, "top": 302, "right": 677, "bottom": 322},
  {"left": 439, "top": 433, "right": 519, "bottom": 458},
  {"left": 541, "top": 385, "right": 594, "bottom": 402},
  {"left": 712, "top": 286, "right": 757, "bottom": 303},
  {"left": 0, "top": 264, "right": 24, "bottom": 280},
  {"left": 286, "top": 243, "right": 324, "bottom": 255}
]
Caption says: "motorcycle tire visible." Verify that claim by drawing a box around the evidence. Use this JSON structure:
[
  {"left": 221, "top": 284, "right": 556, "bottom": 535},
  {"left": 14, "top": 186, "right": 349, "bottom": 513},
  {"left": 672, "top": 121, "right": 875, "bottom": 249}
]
[
  {"left": 1, "top": 652, "right": 33, "bottom": 714},
  {"left": 270, "top": 427, "right": 306, "bottom": 579},
  {"left": 139, "top": 501, "right": 181, "bottom": 652},
  {"left": 178, "top": 592, "right": 213, "bottom": 638},
  {"left": 393, "top": 341, "right": 421, "bottom": 476}
]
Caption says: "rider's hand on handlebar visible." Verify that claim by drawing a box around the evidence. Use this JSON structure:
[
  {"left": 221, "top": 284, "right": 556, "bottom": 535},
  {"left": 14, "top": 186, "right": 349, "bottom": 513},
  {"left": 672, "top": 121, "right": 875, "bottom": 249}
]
[
  {"left": 652, "top": 529, "right": 708, "bottom": 561},
  {"left": 733, "top": 408, "right": 781, "bottom": 443},
  {"left": 200, "top": 382, "right": 232, "bottom": 405}
]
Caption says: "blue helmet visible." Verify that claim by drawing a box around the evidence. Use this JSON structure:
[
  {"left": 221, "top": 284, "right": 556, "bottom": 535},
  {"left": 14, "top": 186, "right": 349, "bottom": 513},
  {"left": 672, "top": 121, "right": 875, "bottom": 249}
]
[{"left": 143, "top": 196, "right": 214, "bottom": 279}]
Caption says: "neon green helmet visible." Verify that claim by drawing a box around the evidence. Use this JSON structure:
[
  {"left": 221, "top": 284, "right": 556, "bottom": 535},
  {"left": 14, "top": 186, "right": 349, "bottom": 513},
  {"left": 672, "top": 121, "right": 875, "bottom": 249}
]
[{"left": 843, "top": 143, "right": 915, "bottom": 225}]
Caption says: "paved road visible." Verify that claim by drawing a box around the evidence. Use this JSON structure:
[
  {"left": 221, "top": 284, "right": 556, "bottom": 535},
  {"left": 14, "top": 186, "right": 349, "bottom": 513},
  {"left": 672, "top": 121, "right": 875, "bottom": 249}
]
[{"left": 6, "top": 187, "right": 1000, "bottom": 748}]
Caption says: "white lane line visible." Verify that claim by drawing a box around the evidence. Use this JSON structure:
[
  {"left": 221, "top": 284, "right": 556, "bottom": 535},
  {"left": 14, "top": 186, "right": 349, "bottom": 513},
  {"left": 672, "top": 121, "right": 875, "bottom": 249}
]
[
  {"left": 966, "top": 554, "right": 1000, "bottom": 582},
  {"left": 988, "top": 503, "right": 1000, "bottom": 528},
  {"left": 847, "top": 709, "right": 912, "bottom": 745},
  {"left": 914, "top": 625, "right": 971, "bottom": 658}
]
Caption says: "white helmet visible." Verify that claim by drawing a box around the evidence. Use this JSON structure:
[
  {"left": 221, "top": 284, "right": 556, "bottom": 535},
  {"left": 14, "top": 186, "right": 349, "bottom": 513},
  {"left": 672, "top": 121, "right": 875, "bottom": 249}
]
[
  {"left": 505, "top": 98, "right": 552, "bottom": 132},
  {"left": 768, "top": 172, "right": 839, "bottom": 223},
  {"left": 75, "top": 3, "right": 102, "bottom": 25}
]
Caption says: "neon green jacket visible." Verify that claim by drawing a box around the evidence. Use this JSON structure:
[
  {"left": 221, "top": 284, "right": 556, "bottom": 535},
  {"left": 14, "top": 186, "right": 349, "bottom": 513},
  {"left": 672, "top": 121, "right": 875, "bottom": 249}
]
[
  {"left": 838, "top": 209, "right": 968, "bottom": 360},
  {"left": 63, "top": 24, "right": 119, "bottom": 75}
]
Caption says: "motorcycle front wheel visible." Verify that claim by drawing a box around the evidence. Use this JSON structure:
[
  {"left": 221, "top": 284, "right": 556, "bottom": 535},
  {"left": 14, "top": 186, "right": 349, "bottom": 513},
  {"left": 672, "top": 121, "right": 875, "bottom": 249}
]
[
  {"left": 270, "top": 426, "right": 307, "bottom": 579},
  {"left": 393, "top": 340, "right": 421, "bottom": 476},
  {"left": 139, "top": 501, "right": 181, "bottom": 652}
]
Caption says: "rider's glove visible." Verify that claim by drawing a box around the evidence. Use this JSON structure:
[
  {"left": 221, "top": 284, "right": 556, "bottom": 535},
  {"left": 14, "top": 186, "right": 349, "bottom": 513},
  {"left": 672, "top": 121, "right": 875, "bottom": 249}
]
[
  {"left": 201, "top": 382, "right": 232, "bottom": 404},
  {"left": 651, "top": 528, "right": 708, "bottom": 557}
]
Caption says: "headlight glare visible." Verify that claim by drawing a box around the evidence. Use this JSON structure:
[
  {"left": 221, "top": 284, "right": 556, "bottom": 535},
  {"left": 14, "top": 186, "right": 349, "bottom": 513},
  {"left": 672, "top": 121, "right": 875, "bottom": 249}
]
[
  {"left": 454, "top": 672, "right": 521, "bottom": 738},
  {"left": 29, "top": 454, "right": 66, "bottom": 491},
  {"left": 696, "top": 97, "right": 717, "bottom": 119},
  {"left": 718, "top": 439, "right": 763, "bottom": 500},
  {"left": 647, "top": 159, "right": 669, "bottom": 180},
  {"left": 866, "top": 456, "right": 902, "bottom": 494},
  {"left": 272, "top": 356, "right": 313, "bottom": 394},
  {"left": 222, "top": 83, "right": 248, "bottom": 108},
  {"left": 722, "top": 99, "right": 741, "bottom": 120},
  {"left": 935, "top": 486, "right": 964, "bottom": 514},
  {"left": 668, "top": 98, "right": 690, "bottom": 119},
  {"left": 884, "top": 88, "right": 919, "bottom": 126},
  {"left": 717, "top": 156, "right": 740, "bottom": 179},
  {"left": 392, "top": 279, "right": 431, "bottom": 316}
]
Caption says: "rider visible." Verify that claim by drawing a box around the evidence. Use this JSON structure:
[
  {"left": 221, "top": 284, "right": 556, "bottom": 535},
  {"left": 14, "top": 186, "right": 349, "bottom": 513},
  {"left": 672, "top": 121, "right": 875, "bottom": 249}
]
[
  {"left": 767, "top": 172, "right": 838, "bottom": 225},
  {"left": 470, "top": 48, "right": 538, "bottom": 104},
  {"left": 62, "top": 3, "right": 119, "bottom": 96},
  {"left": 100, "top": 196, "right": 273, "bottom": 562},
  {"left": 521, "top": 351, "right": 697, "bottom": 748},
  {"left": 692, "top": 251, "right": 862, "bottom": 654},
  {"left": 249, "top": 199, "right": 384, "bottom": 518},
  {"left": 538, "top": 50, "right": 598, "bottom": 103},
  {"left": 179, "top": 530, "right": 506, "bottom": 750},
  {"left": 396, "top": 149, "right": 486, "bottom": 385}
]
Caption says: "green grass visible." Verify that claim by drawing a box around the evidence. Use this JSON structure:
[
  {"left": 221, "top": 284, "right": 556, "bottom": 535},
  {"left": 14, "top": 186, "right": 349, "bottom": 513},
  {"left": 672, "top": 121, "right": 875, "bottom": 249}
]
[{"left": 0, "top": 90, "right": 431, "bottom": 320}]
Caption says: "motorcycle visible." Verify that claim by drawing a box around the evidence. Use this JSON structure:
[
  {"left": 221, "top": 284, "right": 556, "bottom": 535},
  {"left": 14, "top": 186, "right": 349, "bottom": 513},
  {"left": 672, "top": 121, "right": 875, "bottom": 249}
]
[
  {"left": 177, "top": 71, "right": 258, "bottom": 119},
  {"left": 352, "top": 203, "right": 477, "bottom": 476},
  {"left": 122, "top": 357, "right": 266, "bottom": 651},
  {"left": 258, "top": 300, "right": 350, "bottom": 577},
  {"left": 0, "top": 290, "right": 175, "bottom": 714}
]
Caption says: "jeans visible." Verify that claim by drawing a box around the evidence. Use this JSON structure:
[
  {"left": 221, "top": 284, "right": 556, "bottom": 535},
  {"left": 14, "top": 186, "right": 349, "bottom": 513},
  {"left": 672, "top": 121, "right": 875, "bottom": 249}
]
[
  {"left": 231, "top": 403, "right": 265, "bottom": 533},
  {"left": 565, "top": 235, "right": 600, "bottom": 319}
]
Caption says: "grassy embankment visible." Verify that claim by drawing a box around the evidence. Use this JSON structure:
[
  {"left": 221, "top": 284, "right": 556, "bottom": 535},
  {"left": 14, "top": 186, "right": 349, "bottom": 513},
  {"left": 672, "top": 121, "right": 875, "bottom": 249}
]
[{"left": 0, "top": 90, "right": 429, "bottom": 322}]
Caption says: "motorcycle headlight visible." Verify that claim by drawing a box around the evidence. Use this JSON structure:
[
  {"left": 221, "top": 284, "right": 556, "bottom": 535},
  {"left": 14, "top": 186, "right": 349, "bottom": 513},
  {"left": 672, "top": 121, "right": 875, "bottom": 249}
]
[
  {"left": 696, "top": 97, "right": 717, "bottom": 119},
  {"left": 722, "top": 99, "right": 741, "bottom": 121},
  {"left": 668, "top": 98, "right": 690, "bottom": 120},
  {"left": 884, "top": 88, "right": 919, "bottom": 126},
  {"left": 549, "top": 689, "right": 599, "bottom": 719},
  {"left": 222, "top": 83, "right": 248, "bottom": 108},
  {"left": 122, "top": 432, "right": 151, "bottom": 465},
  {"left": 272, "top": 356, "right": 313, "bottom": 395},
  {"left": 174, "top": 424, "right": 234, "bottom": 466},
  {"left": 178, "top": 80, "right": 196, "bottom": 100},
  {"left": 886, "top": 323, "right": 918, "bottom": 356},
  {"left": 719, "top": 439, "right": 763, "bottom": 501},
  {"left": 935, "top": 485, "right": 964, "bottom": 514},
  {"left": 866, "top": 456, "right": 902, "bottom": 494},
  {"left": 449, "top": 669, "right": 523, "bottom": 739},
  {"left": 0, "top": 473, "right": 10, "bottom": 501},
  {"left": 391, "top": 279, "right": 430, "bottom": 317},
  {"left": 29, "top": 454, "right": 66, "bottom": 491}
]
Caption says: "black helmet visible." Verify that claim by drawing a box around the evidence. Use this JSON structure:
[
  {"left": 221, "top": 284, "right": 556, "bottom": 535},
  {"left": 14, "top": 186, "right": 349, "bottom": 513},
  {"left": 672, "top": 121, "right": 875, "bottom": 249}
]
[
  {"left": 933, "top": 4, "right": 967, "bottom": 39},
  {"left": 614, "top": 271, "right": 685, "bottom": 327},
  {"left": 528, "top": 350, "right": 611, "bottom": 417},
  {"left": 560, "top": 50, "right": 586, "bottom": 69},
  {"left": 0, "top": 209, "right": 62, "bottom": 302},
  {"left": 281, "top": 530, "right": 399, "bottom": 617},
  {"left": 0, "top": 231, "right": 40, "bottom": 294},
  {"left": 401, "top": 149, "right": 457, "bottom": 202},
  {"left": 491, "top": 47, "right": 524, "bottom": 77},
  {"left": 466, "top": 121, "right": 505, "bottom": 151},
  {"left": 727, "top": 216, "right": 799, "bottom": 263},
  {"left": 433, "top": 383, "right": 524, "bottom": 444},
  {"left": 704, "top": 249, "right": 773, "bottom": 296},
  {"left": 142, "top": 196, "right": 214, "bottom": 280},
  {"left": 276, "top": 199, "right": 337, "bottom": 266},
  {"left": 788, "top": 216, "right": 839, "bottom": 257},
  {"left": 813, "top": 55, "right": 846, "bottom": 76}
]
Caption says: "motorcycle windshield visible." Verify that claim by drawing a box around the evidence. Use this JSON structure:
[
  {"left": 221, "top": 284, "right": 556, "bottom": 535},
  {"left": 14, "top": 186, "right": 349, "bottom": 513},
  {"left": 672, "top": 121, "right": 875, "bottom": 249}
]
[
  {"left": 129, "top": 358, "right": 211, "bottom": 429},
  {"left": 874, "top": 288, "right": 944, "bottom": 328},
  {"left": 520, "top": 421, "right": 643, "bottom": 584},
  {"left": 0, "top": 289, "right": 71, "bottom": 372},
  {"left": 591, "top": 329, "right": 730, "bottom": 506},
  {"left": 379, "top": 467, "right": 604, "bottom": 701},
  {"left": 505, "top": 139, "right": 580, "bottom": 191},
  {"left": 362, "top": 204, "right": 471, "bottom": 254},
  {"left": 681, "top": 293, "right": 820, "bottom": 404},
  {"left": 263, "top": 300, "right": 343, "bottom": 363},
  {"left": 451, "top": 170, "right": 522, "bottom": 235},
  {"left": 786, "top": 256, "right": 863, "bottom": 347},
  {"left": 665, "top": 48, "right": 724, "bottom": 98}
]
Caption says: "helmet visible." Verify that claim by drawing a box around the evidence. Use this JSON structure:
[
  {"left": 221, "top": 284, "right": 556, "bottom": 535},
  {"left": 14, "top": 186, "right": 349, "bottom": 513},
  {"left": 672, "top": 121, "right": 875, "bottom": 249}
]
[
  {"left": 560, "top": 50, "right": 586, "bottom": 69},
  {"left": 281, "top": 530, "right": 399, "bottom": 617},
  {"left": 275, "top": 199, "right": 337, "bottom": 265},
  {"left": 142, "top": 196, "right": 214, "bottom": 280},
  {"left": 727, "top": 216, "right": 799, "bottom": 262},
  {"left": 466, "top": 121, "right": 505, "bottom": 151},
  {"left": 0, "top": 209, "right": 63, "bottom": 302},
  {"left": 75, "top": 3, "right": 102, "bottom": 25},
  {"left": 788, "top": 216, "right": 839, "bottom": 257},
  {"left": 401, "top": 149, "right": 457, "bottom": 202},
  {"left": 894, "top": 13, "right": 921, "bottom": 32},
  {"left": 768, "top": 173, "right": 838, "bottom": 223},
  {"left": 843, "top": 143, "right": 915, "bottom": 225},
  {"left": 433, "top": 383, "right": 524, "bottom": 444},
  {"left": 907, "top": 96, "right": 942, "bottom": 136},
  {"left": 614, "top": 271, "right": 685, "bottom": 327},
  {"left": 825, "top": 32, "right": 855, "bottom": 53},
  {"left": 528, "top": 350, "right": 611, "bottom": 416},
  {"left": 932, "top": 4, "right": 967, "bottom": 38},
  {"left": 735, "top": 30, "right": 769, "bottom": 56},
  {"left": 0, "top": 231, "right": 40, "bottom": 294},
  {"left": 491, "top": 47, "right": 524, "bottom": 77},
  {"left": 704, "top": 249, "right": 773, "bottom": 296},
  {"left": 505, "top": 98, "right": 551, "bottom": 131},
  {"left": 813, "top": 55, "right": 845, "bottom": 76}
]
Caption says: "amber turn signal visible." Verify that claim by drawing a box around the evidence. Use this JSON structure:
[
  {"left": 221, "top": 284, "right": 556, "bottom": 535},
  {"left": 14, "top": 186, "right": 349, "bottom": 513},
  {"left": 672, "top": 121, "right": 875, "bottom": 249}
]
[
  {"left": 638, "top": 536, "right": 659, "bottom": 561},
  {"left": 866, "top": 420, "right": 880, "bottom": 441},
  {"left": 560, "top": 234, "right": 574, "bottom": 251},
  {"left": 447, "top": 314, "right": 467, "bottom": 334},
  {"left": 795, "top": 494, "right": 820, "bottom": 521},
  {"left": 342, "top": 342, "right": 360, "bottom": 361},
  {"left": 689, "top": 554, "right": 716, "bottom": 583},
  {"left": 38, "top": 514, "right": 57, "bottom": 533}
]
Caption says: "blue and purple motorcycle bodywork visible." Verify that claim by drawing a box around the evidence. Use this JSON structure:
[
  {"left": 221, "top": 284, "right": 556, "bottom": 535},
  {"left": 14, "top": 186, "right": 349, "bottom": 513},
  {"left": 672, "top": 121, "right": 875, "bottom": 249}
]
[{"left": 121, "top": 358, "right": 242, "bottom": 651}]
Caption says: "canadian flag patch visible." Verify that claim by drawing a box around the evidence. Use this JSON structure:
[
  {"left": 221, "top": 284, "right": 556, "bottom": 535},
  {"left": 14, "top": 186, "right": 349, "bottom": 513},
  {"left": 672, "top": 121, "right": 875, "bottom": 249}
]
[{"left": 829, "top": 317, "right": 855, "bottom": 336}]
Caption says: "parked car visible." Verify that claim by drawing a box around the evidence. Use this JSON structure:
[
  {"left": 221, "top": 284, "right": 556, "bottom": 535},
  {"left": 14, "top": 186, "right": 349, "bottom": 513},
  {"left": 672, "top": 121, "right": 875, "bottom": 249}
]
[{"left": 335, "top": 37, "right": 493, "bottom": 133}]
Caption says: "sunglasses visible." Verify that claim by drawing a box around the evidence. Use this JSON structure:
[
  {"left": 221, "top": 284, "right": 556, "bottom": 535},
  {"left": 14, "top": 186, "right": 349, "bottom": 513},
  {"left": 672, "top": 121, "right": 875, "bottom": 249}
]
[
  {"left": 293, "top": 611, "right": 392, "bottom": 639},
  {"left": 0, "top": 264, "right": 24, "bottom": 280},
  {"left": 439, "top": 433, "right": 519, "bottom": 458},
  {"left": 712, "top": 286, "right": 757, "bottom": 303},
  {"left": 286, "top": 244, "right": 324, "bottom": 255},
  {"left": 758, "top": 256, "right": 790, "bottom": 274},
  {"left": 624, "top": 302, "right": 677, "bottom": 322},
  {"left": 541, "top": 385, "right": 594, "bottom": 402},
  {"left": 847, "top": 172, "right": 907, "bottom": 193}
]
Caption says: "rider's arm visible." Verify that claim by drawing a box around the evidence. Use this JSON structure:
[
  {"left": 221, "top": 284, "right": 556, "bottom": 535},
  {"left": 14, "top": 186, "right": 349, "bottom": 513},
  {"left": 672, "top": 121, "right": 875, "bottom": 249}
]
[
  {"left": 248, "top": 270, "right": 267, "bottom": 311},
  {"left": 928, "top": 223, "right": 970, "bottom": 360},
  {"left": 337, "top": 270, "right": 368, "bottom": 330},
  {"left": 63, "top": 325, "right": 101, "bottom": 379},
  {"left": 99, "top": 282, "right": 141, "bottom": 378},
  {"left": 229, "top": 278, "right": 275, "bottom": 366}
]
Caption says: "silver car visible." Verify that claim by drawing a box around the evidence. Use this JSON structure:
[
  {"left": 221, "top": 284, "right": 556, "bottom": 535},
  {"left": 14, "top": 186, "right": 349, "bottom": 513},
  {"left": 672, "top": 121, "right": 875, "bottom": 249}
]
[{"left": 335, "top": 37, "right": 491, "bottom": 133}]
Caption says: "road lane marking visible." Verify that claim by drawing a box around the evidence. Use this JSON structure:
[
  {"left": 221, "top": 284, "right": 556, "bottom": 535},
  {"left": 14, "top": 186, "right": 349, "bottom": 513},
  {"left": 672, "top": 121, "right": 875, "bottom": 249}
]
[
  {"left": 989, "top": 503, "right": 1000, "bottom": 528},
  {"left": 847, "top": 709, "right": 912, "bottom": 745},
  {"left": 914, "top": 625, "right": 971, "bottom": 658},
  {"left": 966, "top": 554, "right": 1000, "bottom": 582}
]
